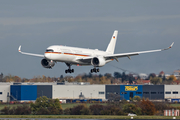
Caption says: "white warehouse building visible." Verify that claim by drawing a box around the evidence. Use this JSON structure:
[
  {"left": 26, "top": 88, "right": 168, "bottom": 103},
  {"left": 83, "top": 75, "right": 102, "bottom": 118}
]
[
  {"left": 0, "top": 85, "right": 10, "bottom": 102},
  {"left": 165, "top": 85, "right": 180, "bottom": 99},
  {"left": 52, "top": 85, "right": 105, "bottom": 99}
]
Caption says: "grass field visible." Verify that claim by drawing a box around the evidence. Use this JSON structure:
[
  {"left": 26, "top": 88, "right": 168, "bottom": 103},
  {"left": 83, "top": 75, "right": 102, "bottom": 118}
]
[
  {"left": 170, "top": 103, "right": 180, "bottom": 107},
  {"left": 0, "top": 115, "right": 179, "bottom": 119}
]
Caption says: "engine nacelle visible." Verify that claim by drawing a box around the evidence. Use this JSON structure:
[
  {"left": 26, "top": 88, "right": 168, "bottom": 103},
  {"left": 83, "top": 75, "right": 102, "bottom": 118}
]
[
  {"left": 91, "top": 57, "right": 106, "bottom": 67},
  {"left": 41, "top": 59, "right": 55, "bottom": 68}
]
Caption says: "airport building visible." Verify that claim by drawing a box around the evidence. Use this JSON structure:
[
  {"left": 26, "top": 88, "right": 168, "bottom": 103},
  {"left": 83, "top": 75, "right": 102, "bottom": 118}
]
[
  {"left": 52, "top": 85, "right": 105, "bottom": 100},
  {"left": 10, "top": 85, "right": 52, "bottom": 101},
  {"left": 1, "top": 82, "right": 180, "bottom": 102},
  {"left": 0, "top": 85, "right": 10, "bottom": 102},
  {"left": 143, "top": 85, "right": 164, "bottom": 100}
]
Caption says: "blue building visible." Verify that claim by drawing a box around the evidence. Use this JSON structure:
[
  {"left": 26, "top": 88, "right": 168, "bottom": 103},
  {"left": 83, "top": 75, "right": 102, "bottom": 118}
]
[
  {"left": 10, "top": 85, "right": 52, "bottom": 101},
  {"left": 10, "top": 85, "right": 37, "bottom": 101},
  {"left": 105, "top": 85, "right": 143, "bottom": 100},
  {"left": 120, "top": 85, "right": 143, "bottom": 100}
]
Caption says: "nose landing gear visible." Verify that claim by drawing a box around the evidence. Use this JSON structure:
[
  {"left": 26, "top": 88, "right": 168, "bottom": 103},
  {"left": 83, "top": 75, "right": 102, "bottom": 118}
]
[
  {"left": 65, "top": 63, "right": 74, "bottom": 73},
  {"left": 90, "top": 68, "right": 100, "bottom": 73}
]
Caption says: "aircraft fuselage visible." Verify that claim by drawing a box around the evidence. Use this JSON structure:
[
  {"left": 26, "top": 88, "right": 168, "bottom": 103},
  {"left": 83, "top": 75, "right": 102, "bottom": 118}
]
[{"left": 44, "top": 45, "right": 112, "bottom": 66}]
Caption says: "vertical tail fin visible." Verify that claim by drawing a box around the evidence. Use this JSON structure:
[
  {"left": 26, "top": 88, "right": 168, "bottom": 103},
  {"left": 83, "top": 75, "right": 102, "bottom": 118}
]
[{"left": 106, "top": 30, "right": 118, "bottom": 54}]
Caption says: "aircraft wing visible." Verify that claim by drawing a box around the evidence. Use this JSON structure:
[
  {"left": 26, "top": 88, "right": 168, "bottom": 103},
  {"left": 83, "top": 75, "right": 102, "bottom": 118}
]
[
  {"left": 104, "top": 42, "right": 174, "bottom": 61},
  {"left": 18, "top": 46, "right": 44, "bottom": 57}
]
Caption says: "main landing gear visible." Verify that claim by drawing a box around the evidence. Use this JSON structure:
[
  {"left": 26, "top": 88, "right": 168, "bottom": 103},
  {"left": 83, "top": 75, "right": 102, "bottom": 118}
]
[
  {"left": 65, "top": 63, "right": 74, "bottom": 74},
  {"left": 90, "top": 68, "right": 100, "bottom": 73}
]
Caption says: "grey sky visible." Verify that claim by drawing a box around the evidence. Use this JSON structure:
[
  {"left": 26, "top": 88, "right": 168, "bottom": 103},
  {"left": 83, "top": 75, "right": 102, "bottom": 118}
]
[{"left": 0, "top": 0, "right": 179, "bottom": 78}]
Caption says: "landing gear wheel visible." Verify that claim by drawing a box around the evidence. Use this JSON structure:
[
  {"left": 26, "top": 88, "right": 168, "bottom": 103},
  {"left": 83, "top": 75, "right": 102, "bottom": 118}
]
[
  {"left": 90, "top": 68, "right": 100, "bottom": 73},
  {"left": 65, "top": 63, "right": 74, "bottom": 74},
  {"left": 68, "top": 69, "right": 71, "bottom": 73},
  {"left": 65, "top": 69, "right": 74, "bottom": 73}
]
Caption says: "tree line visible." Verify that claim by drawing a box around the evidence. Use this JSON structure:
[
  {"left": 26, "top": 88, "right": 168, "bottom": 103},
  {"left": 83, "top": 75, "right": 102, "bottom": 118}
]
[
  {"left": 0, "top": 96, "right": 178, "bottom": 115},
  {"left": 0, "top": 71, "right": 178, "bottom": 85}
]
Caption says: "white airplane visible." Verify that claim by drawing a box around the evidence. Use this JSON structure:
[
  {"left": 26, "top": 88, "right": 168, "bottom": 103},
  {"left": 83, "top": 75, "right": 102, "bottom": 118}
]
[{"left": 18, "top": 30, "right": 174, "bottom": 74}]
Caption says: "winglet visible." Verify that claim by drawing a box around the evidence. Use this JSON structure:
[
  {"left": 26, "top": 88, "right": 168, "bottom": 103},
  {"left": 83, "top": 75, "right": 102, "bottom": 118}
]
[
  {"left": 162, "top": 42, "right": 174, "bottom": 51},
  {"left": 170, "top": 42, "right": 174, "bottom": 48},
  {"left": 18, "top": 45, "right": 21, "bottom": 52}
]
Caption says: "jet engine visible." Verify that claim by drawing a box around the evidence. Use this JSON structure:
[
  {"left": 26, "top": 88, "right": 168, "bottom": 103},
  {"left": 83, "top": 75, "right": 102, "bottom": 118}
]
[
  {"left": 41, "top": 59, "right": 55, "bottom": 68},
  {"left": 91, "top": 57, "right": 106, "bottom": 67}
]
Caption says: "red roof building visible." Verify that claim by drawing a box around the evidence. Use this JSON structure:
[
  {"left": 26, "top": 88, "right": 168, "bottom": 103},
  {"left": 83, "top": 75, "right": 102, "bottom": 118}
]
[{"left": 159, "top": 71, "right": 165, "bottom": 77}]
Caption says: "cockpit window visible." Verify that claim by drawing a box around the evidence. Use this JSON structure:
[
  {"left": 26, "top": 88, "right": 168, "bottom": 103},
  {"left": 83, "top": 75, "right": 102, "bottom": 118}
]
[{"left": 46, "top": 49, "right": 54, "bottom": 52}]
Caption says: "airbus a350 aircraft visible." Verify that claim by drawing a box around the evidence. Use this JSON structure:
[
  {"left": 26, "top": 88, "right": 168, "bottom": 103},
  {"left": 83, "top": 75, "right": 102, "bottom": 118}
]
[{"left": 18, "top": 30, "right": 174, "bottom": 74}]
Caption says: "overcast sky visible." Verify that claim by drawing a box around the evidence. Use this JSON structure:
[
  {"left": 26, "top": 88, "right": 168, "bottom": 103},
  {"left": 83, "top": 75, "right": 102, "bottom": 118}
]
[{"left": 0, "top": 0, "right": 179, "bottom": 78}]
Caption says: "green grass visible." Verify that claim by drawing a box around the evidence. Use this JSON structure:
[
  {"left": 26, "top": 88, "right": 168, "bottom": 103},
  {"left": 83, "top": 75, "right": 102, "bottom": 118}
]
[
  {"left": 170, "top": 103, "right": 180, "bottom": 107},
  {"left": 0, "top": 115, "right": 179, "bottom": 119}
]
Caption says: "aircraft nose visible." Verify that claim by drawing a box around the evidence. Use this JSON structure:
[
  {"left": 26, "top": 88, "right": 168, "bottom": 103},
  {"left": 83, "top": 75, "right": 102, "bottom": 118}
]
[{"left": 44, "top": 53, "right": 51, "bottom": 59}]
